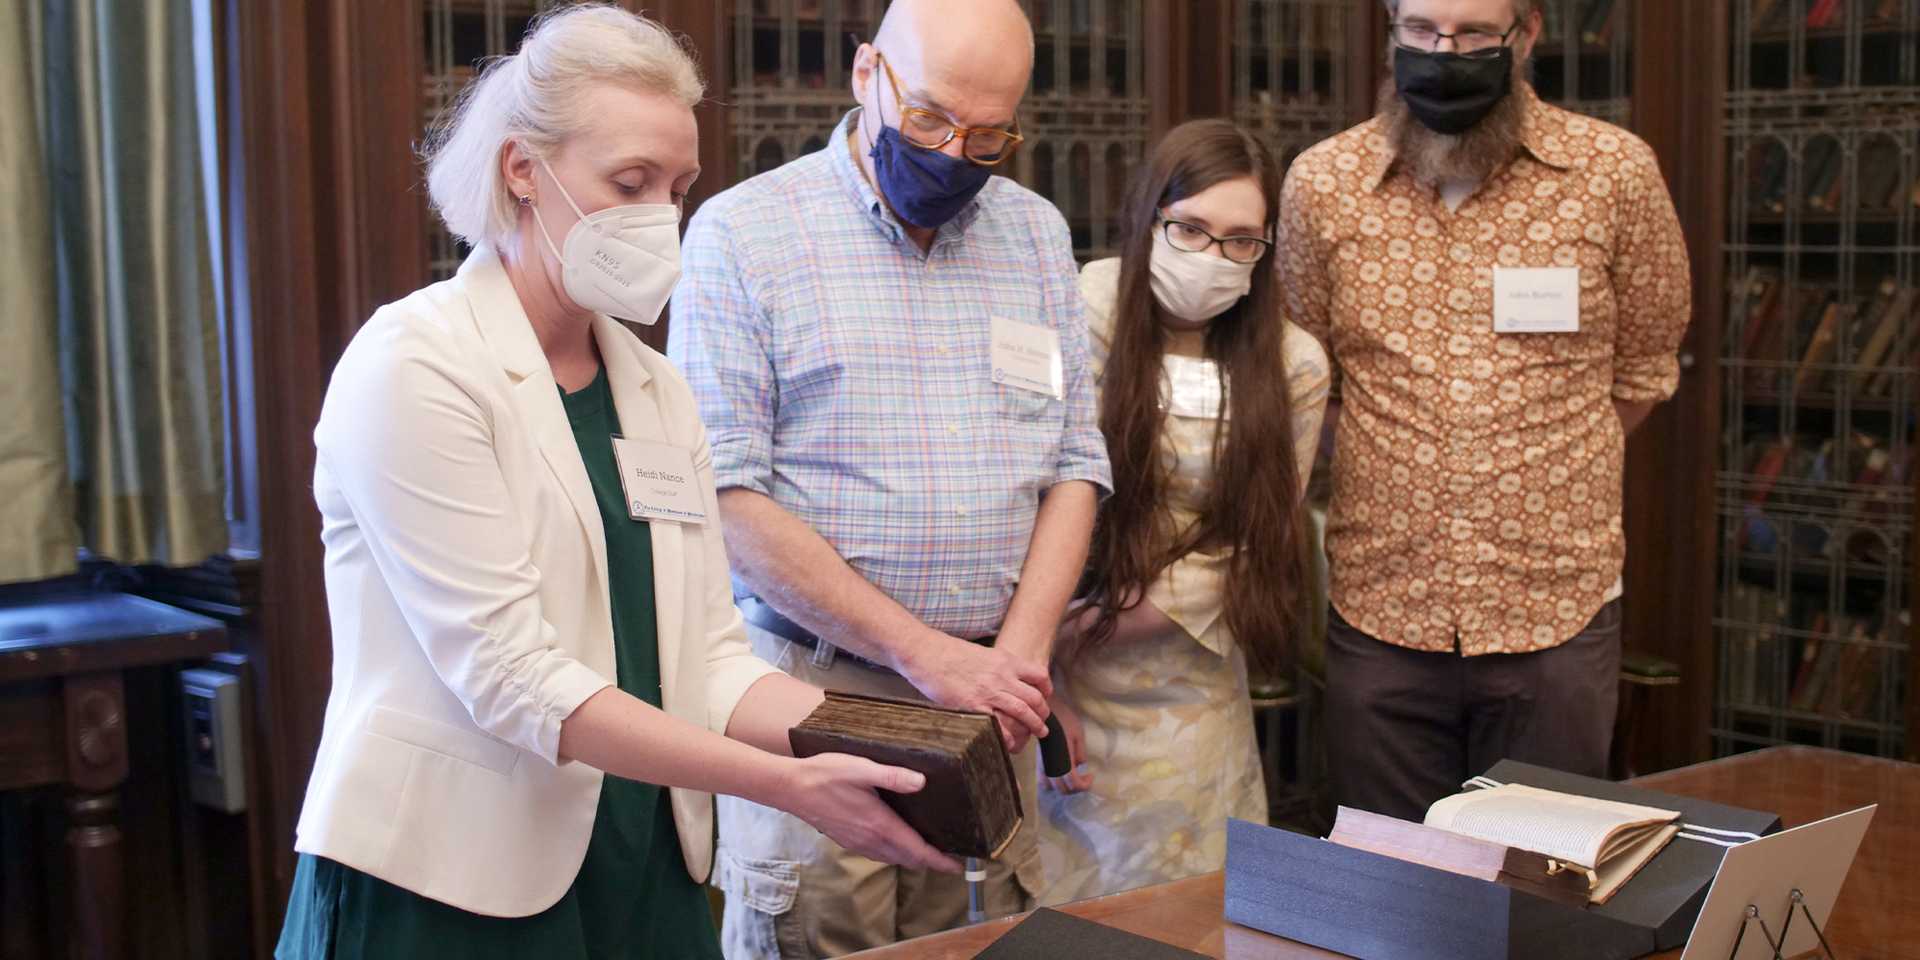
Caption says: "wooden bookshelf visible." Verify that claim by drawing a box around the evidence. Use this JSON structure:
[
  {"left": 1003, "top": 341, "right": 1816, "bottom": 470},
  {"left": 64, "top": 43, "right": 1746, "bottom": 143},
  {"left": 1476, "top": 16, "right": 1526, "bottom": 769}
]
[{"left": 1719, "top": 0, "right": 1918, "bottom": 763}]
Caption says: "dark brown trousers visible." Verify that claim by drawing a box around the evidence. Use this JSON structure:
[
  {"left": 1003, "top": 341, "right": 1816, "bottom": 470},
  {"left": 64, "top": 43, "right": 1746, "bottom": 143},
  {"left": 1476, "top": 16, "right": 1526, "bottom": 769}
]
[{"left": 1323, "top": 599, "right": 1624, "bottom": 822}]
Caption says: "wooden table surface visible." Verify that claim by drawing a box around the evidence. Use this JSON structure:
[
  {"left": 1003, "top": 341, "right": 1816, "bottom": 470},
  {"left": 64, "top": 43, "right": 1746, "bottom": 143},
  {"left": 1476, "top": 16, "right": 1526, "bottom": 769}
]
[{"left": 850, "top": 746, "right": 1920, "bottom": 959}]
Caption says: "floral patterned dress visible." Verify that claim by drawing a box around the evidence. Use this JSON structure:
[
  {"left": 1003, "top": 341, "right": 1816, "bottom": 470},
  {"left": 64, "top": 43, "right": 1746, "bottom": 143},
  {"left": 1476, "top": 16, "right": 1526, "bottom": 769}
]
[{"left": 1033, "top": 258, "right": 1330, "bottom": 905}]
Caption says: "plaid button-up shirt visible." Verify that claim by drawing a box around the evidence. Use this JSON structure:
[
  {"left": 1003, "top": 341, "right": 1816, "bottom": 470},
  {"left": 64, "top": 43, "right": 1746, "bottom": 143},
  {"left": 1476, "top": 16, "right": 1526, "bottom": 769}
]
[{"left": 668, "top": 110, "right": 1111, "bottom": 639}]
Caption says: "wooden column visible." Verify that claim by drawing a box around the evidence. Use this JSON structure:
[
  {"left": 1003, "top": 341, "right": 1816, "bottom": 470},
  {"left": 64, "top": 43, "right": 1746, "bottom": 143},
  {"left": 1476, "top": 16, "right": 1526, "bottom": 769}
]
[
  {"left": 1623, "top": 0, "right": 1728, "bottom": 772},
  {"left": 224, "top": 0, "right": 339, "bottom": 935},
  {"left": 1144, "top": 0, "right": 1184, "bottom": 138},
  {"left": 1185, "top": 0, "right": 1233, "bottom": 119},
  {"left": 1351, "top": 1, "right": 1389, "bottom": 128},
  {"left": 322, "top": 0, "right": 430, "bottom": 337},
  {"left": 643, "top": 0, "right": 733, "bottom": 352},
  {"left": 64, "top": 672, "right": 129, "bottom": 960},
  {"left": 650, "top": 0, "right": 733, "bottom": 212}
]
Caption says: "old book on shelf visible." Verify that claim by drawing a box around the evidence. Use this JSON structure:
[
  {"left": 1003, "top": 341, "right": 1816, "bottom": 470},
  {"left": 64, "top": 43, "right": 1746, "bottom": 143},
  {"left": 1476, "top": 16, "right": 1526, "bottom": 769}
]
[
  {"left": 1858, "top": 148, "right": 1904, "bottom": 210},
  {"left": 787, "top": 691, "right": 1021, "bottom": 859},
  {"left": 1329, "top": 806, "right": 1590, "bottom": 907},
  {"left": 1794, "top": 625, "right": 1846, "bottom": 712},
  {"left": 1864, "top": 297, "right": 1916, "bottom": 397},
  {"left": 1753, "top": 0, "right": 1793, "bottom": 33},
  {"left": 1793, "top": 300, "right": 1847, "bottom": 391},
  {"left": 1787, "top": 623, "right": 1827, "bottom": 710},
  {"left": 1750, "top": 145, "right": 1790, "bottom": 212},
  {"left": 1852, "top": 285, "right": 1913, "bottom": 378},
  {"left": 1806, "top": 0, "right": 1843, "bottom": 29},
  {"left": 1802, "top": 139, "right": 1843, "bottom": 211},
  {"left": 1743, "top": 438, "right": 1794, "bottom": 513},
  {"left": 1422, "top": 783, "right": 1681, "bottom": 905},
  {"left": 1751, "top": 291, "right": 1831, "bottom": 391},
  {"left": 1820, "top": 623, "right": 1879, "bottom": 719},
  {"left": 1735, "top": 267, "right": 1785, "bottom": 364},
  {"left": 1579, "top": 0, "right": 1618, "bottom": 46}
]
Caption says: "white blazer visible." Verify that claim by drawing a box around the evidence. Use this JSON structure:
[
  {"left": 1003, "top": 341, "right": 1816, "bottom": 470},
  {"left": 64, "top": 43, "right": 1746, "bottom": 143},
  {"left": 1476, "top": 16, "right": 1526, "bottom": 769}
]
[{"left": 295, "top": 247, "right": 777, "bottom": 917}]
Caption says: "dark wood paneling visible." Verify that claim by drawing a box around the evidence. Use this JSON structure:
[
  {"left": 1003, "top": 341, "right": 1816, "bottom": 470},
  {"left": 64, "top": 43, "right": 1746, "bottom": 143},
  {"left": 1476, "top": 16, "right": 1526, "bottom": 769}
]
[
  {"left": 325, "top": 0, "right": 429, "bottom": 337},
  {"left": 1187, "top": 0, "right": 1233, "bottom": 119},
  {"left": 643, "top": 0, "right": 734, "bottom": 354},
  {"left": 651, "top": 0, "right": 733, "bottom": 215},
  {"left": 0, "top": 682, "right": 62, "bottom": 790},
  {"left": 1144, "top": 0, "right": 1184, "bottom": 137},
  {"left": 1351, "top": 0, "right": 1388, "bottom": 127},
  {"left": 1622, "top": 0, "right": 1727, "bottom": 774},
  {"left": 225, "top": 0, "right": 338, "bottom": 945}
]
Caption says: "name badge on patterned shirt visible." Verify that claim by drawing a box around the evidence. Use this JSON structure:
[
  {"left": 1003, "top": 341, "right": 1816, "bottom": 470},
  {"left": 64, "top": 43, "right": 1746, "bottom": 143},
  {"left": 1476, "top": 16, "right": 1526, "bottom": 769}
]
[
  {"left": 989, "top": 317, "right": 1064, "bottom": 399},
  {"left": 1493, "top": 267, "right": 1581, "bottom": 334},
  {"left": 610, "top": 437, "right": 707, "bottom": 525}
]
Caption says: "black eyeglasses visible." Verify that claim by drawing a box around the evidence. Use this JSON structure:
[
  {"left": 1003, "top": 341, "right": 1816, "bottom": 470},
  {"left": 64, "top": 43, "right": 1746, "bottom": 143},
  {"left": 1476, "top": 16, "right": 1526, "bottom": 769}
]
[
  {"left": 1390, "top": 19, "right": 1522, "bottom": 58},
  {"left": 1158, "top": 216, "right": 1272, "bottom": 265}
]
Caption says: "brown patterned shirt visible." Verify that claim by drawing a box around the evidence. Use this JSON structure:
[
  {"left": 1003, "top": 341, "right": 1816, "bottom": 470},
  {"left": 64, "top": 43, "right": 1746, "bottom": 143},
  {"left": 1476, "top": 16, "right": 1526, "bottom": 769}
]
[{"left": 1277, "top": 88, "right": 1691, "bottom": 655}]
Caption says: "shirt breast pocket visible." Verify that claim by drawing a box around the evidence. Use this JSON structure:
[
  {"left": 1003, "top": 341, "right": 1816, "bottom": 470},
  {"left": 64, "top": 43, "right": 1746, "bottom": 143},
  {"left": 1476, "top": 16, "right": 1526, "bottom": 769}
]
[{"left": 995, "top": 384, "right": 1060, "bottom": 422}]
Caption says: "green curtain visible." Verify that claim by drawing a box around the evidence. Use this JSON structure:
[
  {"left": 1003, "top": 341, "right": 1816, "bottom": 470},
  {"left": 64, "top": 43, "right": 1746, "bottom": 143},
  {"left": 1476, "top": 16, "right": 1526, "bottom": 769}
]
[
  {"left": 32, "top": 0, "right": 229, "bottom": 574},
  {"left": 0, "top": 0, "right": 79, "bottom": 583}
]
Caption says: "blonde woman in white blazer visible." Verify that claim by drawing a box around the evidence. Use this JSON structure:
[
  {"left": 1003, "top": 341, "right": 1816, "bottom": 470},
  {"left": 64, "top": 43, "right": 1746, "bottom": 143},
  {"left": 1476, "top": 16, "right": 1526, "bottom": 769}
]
[{"left": 276, "top": 9, "right": 956, "bottom": 959}]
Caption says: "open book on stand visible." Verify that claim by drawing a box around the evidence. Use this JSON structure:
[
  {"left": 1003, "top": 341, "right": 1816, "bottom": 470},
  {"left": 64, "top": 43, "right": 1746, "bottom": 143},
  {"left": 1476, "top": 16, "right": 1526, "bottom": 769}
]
[
  {"left": 1225, "top": 761, "right": 1783, "bottom": 960},
  {"left": 1424, "top": 783, "right": 1682, "bottom": 904}
]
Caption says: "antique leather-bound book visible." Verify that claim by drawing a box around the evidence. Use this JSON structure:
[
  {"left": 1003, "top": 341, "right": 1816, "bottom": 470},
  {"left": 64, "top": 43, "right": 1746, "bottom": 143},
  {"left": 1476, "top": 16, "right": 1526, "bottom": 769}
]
[{"left": 787, "top": 691, "right": 1022, "bottom": 859}]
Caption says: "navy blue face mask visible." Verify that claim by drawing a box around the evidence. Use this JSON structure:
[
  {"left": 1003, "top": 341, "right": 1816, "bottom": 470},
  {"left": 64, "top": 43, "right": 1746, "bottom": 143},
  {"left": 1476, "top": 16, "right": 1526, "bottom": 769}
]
[{"left": 868, "top": 123, "right": 992, "bottom": 230}]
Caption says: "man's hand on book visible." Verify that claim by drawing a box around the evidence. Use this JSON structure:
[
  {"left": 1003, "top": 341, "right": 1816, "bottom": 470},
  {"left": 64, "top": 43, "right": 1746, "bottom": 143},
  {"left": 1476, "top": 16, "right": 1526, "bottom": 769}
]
[
  {"left": 1039, "top": 697, "right": 1093, "bottom": 794},
  {"left": 779, "top": 753, "right": 963, "bottom": 874},
  {"left": 899, "top": 633, "right": 1053, "bottom": 754}
]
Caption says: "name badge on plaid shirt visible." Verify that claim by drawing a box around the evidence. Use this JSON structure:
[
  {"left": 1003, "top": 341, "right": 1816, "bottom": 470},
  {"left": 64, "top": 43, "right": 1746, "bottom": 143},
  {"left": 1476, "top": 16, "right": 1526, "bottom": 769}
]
[{"left": 989, "top": 316, "right": 1063, "bottom": 399}]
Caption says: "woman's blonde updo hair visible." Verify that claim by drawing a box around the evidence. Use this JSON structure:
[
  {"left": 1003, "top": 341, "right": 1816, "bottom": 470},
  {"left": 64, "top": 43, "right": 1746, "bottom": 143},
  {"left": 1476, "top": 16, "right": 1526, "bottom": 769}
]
[{"left": 423, "top": 4, "right": 705, "bottom": 251}]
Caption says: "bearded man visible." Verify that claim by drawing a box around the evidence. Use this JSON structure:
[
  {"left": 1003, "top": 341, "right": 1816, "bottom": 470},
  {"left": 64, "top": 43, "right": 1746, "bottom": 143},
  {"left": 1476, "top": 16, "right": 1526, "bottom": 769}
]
[{"left": 1276, "top": 0, "right": 1692, "bottom": 820}]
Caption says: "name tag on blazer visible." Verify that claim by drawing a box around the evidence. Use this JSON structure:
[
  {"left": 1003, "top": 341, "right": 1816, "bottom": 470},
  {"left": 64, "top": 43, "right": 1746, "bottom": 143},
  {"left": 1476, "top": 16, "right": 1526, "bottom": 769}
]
[{"left": 610, "top": 437, "right": 708, "bottom": 525}]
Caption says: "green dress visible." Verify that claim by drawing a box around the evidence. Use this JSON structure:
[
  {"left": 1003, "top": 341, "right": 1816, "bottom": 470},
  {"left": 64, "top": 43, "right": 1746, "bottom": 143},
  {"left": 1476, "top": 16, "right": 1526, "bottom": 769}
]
[{"left": 277, "top": 367, "right": 722, "bottom": 959}]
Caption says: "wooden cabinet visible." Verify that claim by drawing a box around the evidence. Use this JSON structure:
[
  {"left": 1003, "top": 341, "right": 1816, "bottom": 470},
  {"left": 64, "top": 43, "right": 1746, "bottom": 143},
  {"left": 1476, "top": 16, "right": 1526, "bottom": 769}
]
[{"left": 1713, "top": 0, "right": 1918, "bottom": 763}]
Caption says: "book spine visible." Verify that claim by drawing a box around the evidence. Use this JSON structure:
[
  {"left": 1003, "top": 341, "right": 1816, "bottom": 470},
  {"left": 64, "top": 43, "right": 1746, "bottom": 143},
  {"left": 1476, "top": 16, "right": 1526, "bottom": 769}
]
[
  {"left": 1746, "top": 440, "right": 1792, "bottom": 506},
  {"left": 1580, "top": 0, "right": 1618, "bottom": 44},
  {"left": 1864, "top": 298, "right": 1916, "bottom": 396},
  {"left": 1846, "top": 281, "right": 1898, "bottom": 366},
  {"left": 1738, "top": 270, "right": 1783, "bottom": 357},
  {"left": 1757, "top": 147, "right": 1791, "bottom": 212},
  {"left": 1786, "top": 625, "right": 1824, "bottom": 710},
  {"left": 1803, "top": 141, "right": 1842, "bottom": 211},
  {"left": 1793, "top": 301, "right": 1843, "bottom": 391}
]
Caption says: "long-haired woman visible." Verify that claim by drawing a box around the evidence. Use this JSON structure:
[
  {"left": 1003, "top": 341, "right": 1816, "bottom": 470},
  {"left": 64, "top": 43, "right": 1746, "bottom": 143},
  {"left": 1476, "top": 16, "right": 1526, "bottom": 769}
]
[{"left": 1034, "top": 119, "right": 1329, "bottom": 904}]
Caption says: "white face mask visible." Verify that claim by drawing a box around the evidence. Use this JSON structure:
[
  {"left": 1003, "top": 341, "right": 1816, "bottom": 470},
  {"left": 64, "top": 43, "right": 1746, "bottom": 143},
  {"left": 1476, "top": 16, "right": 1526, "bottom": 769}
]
[
  {"left": 1147, "top": 228, "right": 1257, "bottom": 325},
  {"left": 528, "top": 158, "right": 681, "bottom": 325}
]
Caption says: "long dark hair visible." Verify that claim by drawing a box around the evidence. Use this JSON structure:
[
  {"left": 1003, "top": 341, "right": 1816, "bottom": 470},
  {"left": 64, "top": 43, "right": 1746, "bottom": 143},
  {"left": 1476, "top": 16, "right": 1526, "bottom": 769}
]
[{"left": 1078, "top": 119, "right": 1308, "bottom": 679}]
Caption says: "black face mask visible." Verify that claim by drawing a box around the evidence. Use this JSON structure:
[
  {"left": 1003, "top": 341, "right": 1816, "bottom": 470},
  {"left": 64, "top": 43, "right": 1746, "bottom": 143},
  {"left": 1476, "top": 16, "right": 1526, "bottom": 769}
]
[{"left": 1393, "top": 45, "right": 1514, "bottom": 136}]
